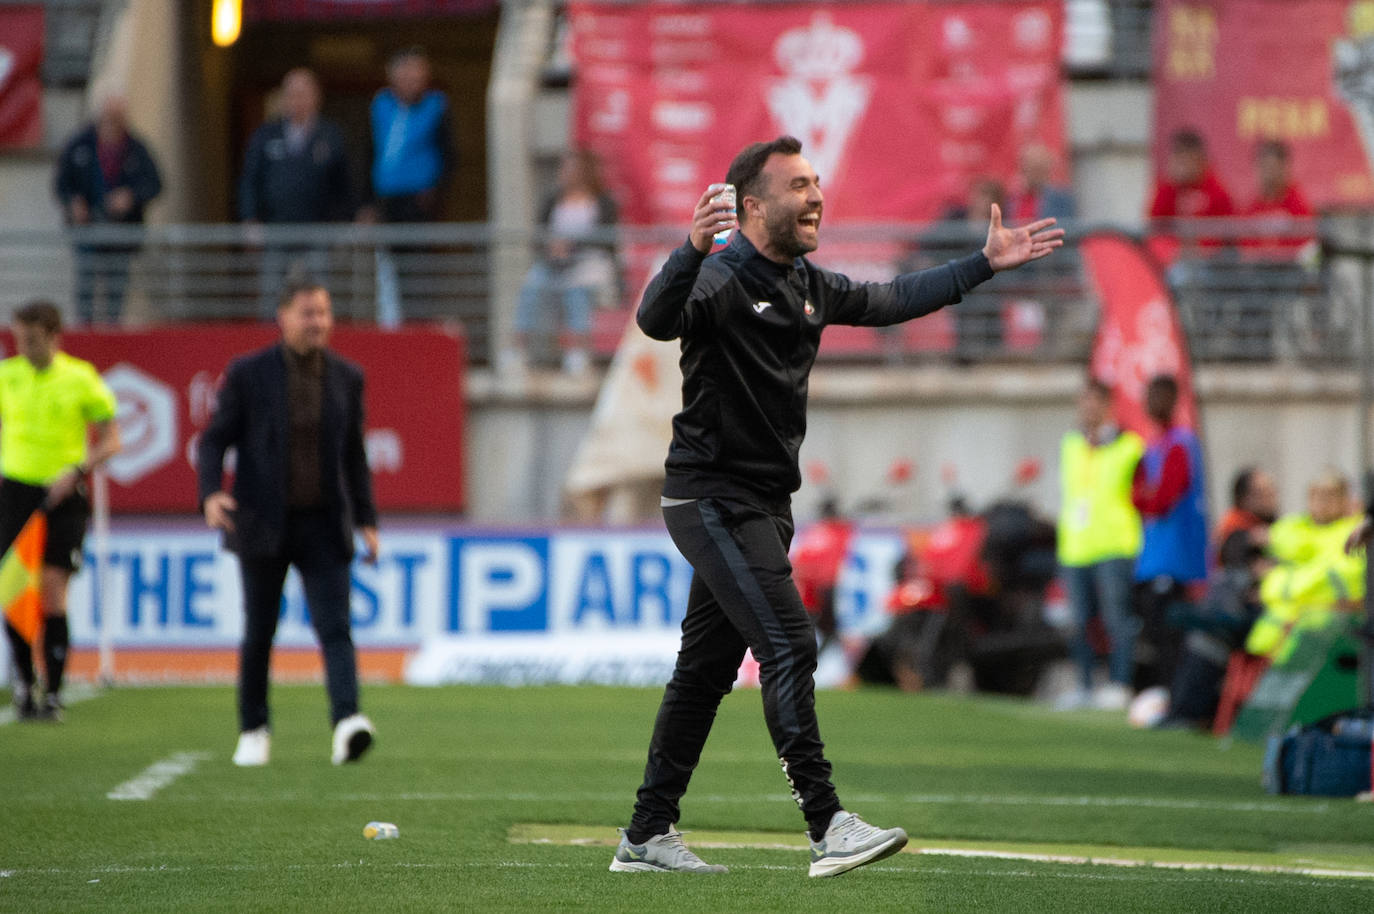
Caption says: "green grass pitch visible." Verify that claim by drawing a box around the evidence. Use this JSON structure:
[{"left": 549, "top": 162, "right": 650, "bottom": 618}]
[{"left": 2, "top": 683, "right": 1372, "bottom": 912}]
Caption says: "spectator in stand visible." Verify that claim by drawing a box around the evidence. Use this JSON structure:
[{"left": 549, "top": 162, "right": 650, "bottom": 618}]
[
  {"left": 1147, "top": 128, "right": 1235, "bottom": 267},
  {"left": 1131, "top": 374, "right": 1210, "bottom": 694},
  {"left": 1148, "top": 128, "right": 1235, "bottom": 224},
  {"left": 238, "top": 69, "right": 356, "bottom": 318},
  {"left": 361, "top": 47, "right": 455, "bottom": 319},
  {"left": 1240, "top": 140, "right": 1315, "bottom": 258},
  {"left": 363, "top": 47, "right": 454, "bottom": 223},
  {"left": 1055, "top": 377, "right": 1145, "bottom": 711},
  {"left": 53, "top": 95, "right": 162, "bottom": 325},
  {"left": 1213, "top": 466, "right": 1280, "bottom": 552},
  {"left": 1008, "top": 142, "right": 1075, "bottom": 223},
  {"left": 503, "top": 148, "right": 620, "bottom": 376}
]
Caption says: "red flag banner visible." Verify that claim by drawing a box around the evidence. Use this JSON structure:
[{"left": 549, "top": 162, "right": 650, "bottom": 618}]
[
  {"left": 1154, "top": 0, "right": 1374, "bottom": 210},
  {"left": 0, "top": 6, "right": 44, "bottom": 150},
  {"left": 569, "top": 1, "right": 1066, "bottom": 227},
  {"left": 1080, "top": 232, "right": 1199, "bottom": 437}
]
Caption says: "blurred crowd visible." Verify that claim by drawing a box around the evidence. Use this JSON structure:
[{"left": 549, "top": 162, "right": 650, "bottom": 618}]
[
  {"left": 793, "top": 371, "right": 1367, "bottom": 737},
  {"left": 54, "top": 48, "right": 455, "bottom": 327}
]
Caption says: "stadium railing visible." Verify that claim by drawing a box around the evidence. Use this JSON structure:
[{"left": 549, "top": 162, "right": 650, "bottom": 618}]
[{"left": 0, "top": 217, "right": 1354, "bottom": 368}]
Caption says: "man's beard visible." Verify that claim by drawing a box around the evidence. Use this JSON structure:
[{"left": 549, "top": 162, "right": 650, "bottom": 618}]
[{"left": 765, "top": 209, "right": 818, "bottom": 258}]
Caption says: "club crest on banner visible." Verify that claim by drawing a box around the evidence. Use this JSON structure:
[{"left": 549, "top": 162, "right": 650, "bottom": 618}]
[{"left": 766, "top": 13, "right": 871, "bottom": 185}]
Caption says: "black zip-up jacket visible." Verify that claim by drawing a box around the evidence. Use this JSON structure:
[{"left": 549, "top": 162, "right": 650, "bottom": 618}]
[{"left": 637, "top": 232, "right": 994, "bottom": 502}]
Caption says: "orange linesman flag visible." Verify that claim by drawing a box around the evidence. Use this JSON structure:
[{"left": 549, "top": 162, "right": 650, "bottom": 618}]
[{"left": 0, "top": 512, "right": 46, "bottom": 645}]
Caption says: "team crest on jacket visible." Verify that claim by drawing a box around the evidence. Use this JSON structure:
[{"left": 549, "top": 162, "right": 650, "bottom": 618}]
[{"left": 804, "top": 300, "right": 815, "bottom": 316}]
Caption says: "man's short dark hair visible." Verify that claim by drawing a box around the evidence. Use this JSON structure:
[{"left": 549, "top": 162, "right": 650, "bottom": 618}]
[
  {"left": 14, "top": 300, "right": 62, "bottom": 334},
  {"left": 388, "top": 45, "right": 428, "bottom": 68},
  {"left": 1231, "top": 466, "right": 1259, "bottom": 509},
  {"left": 1171, "top": 128, "right": 1206, "bottom": 153},
  {"left": 277, "top": 278, "right": 328, "bottom": 310},
  {"left": 725, "top": 135, "right": 803, "bottom": 202}
]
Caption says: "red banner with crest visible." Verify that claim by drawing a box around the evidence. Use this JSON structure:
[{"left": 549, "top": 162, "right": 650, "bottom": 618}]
[{"left": 569, "top": 1, "right": 1066, "bottom": 228}]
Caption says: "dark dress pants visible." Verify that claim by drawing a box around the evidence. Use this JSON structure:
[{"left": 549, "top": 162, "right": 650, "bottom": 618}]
[
  {"left": 629, "top": 496, "right": 842, "bottom": 841},
  {"left": 236, "top": 508, "right": 359, "bottom": 731}
]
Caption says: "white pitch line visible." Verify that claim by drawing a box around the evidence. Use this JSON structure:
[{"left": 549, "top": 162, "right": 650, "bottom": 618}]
[
  {"left": 0, "top": 859, "right": 1366, "bottom": 887},
  {"left": 921, "top": 848, "right": 1374, "bottom": 881},
  {"left": 298, "top": 790, "right": 1336, "bottom": 816},
  {"left": 106, "top": 751, "right": 213, "bottom": 801}
]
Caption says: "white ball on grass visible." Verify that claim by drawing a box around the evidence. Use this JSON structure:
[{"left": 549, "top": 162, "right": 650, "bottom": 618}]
[{"left": 1127, "top": 686, "right": 1170, "bottom": 729}]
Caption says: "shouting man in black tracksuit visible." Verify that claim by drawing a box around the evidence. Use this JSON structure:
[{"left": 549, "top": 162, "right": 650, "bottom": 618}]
[{"left": 609, "top": 136, "right": 1064, "bottom": 878}]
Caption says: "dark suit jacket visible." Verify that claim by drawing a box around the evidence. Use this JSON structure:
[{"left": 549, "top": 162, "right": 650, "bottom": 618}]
[{"left": 197, "top": 343, "right": 377, "bottom": 559}]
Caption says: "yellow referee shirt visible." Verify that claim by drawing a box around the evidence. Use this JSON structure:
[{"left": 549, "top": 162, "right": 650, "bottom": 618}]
[{"left": 0, "top": 352, "right": 117, "bottom": 486}]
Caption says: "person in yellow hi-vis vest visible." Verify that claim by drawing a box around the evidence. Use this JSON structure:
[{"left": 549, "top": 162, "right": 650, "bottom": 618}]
[
  {"left": 1245, "top": 470, "right": 1365, "bottom": 662},
  {"left": 1056, "top": 377, "right": 1145, "bottom": 710},
  {"left": 0, "top": 301, "right": 121, "bottom": 721}
]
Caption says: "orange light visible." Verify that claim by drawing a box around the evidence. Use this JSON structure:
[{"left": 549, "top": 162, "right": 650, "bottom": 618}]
[{"left": 211, "top": 0, "right": 242, "bottom": 48}]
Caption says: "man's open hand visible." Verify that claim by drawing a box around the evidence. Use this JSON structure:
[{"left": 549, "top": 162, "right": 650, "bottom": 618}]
[{"left": 982, "top": 203, "right": 1065, "bottom": 272}]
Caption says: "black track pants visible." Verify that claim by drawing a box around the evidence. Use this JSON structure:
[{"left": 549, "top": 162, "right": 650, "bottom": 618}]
[{"left": 628, "top": 497, "right": 841, "bottom": 840}]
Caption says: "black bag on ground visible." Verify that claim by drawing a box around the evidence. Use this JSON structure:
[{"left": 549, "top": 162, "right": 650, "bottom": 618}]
[{"left": 1263, "top": 707, "right": 1374, "bottom": 796}]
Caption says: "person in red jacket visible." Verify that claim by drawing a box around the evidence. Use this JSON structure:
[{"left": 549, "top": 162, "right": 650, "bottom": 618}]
[
  {"left": 1240, "top": 140, "right": 1314, "bottom": 258},
  {"left": 1147, "top": 129, "right": 1235, "bottom": 265}
]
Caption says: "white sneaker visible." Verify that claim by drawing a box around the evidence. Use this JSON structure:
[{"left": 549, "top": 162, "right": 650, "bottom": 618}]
[
  {"left": 808, "top": 811, "right": 908, "bottom": 878},
  {"left": 1091, "top": 682, "right": 1133, "bottom": 711},
  {"left": 331, "top": 713, "right": 375, "bottom": 765},
  {"left": 609, "top": 827, "right": 728, "bottom": 873},
  {"left": 233, "top": 727, "right": 270, "bottom": 767}
]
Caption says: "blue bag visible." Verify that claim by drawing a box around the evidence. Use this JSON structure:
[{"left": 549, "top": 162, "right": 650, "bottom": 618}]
[{"left": 1263, "top": 707, "right": 1374, "bottom": 796}]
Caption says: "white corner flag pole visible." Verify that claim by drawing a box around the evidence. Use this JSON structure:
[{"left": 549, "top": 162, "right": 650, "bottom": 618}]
[{"left": 93, "top": 468, "right": 114, "bottom": 687}]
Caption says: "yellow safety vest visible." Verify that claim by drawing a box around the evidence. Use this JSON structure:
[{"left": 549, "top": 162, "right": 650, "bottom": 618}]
[
  {"left": 1246, "top": 512, "right": 1365, "bottom": 659},
  {"left": 1057, "top": 428, "right": 1145, "bottom": 567}
]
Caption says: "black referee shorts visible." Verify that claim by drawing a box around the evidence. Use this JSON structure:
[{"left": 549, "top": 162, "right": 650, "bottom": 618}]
[{"left": 0, "top": 477, "right": 91, "bottom": 572}]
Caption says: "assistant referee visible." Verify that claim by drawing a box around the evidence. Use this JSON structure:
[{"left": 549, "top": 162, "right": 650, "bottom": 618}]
[
  {"left": 609, "top": 136, "right": 1063, "bottom": 877},
  {"left": 1, "top": 300, "right": 120, "bottom": 721}
]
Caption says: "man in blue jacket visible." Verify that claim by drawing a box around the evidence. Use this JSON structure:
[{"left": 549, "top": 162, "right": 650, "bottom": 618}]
[
  {"left": 53, "top": 96, "right": 162, "bottom": 325},
  {"left": 610, "top": 136, "right": 1063, "bottom": 878},
  {"left": 1131, "top": 374, "right": 1210, "bottom": 693},
  {"left": 362, "top": 47, "right": 454, "bottom": 317},
  {"left": 364, "top": 47, "right": 454, "bottom": 222}
]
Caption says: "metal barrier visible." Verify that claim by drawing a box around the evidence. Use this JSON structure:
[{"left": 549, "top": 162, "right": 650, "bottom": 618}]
[
  {"left": 0, "top": 218, "right": 1348, "bottom": 367},
  {"left": 1149, "top": 217, "right": 1348, "bottom": 364}
]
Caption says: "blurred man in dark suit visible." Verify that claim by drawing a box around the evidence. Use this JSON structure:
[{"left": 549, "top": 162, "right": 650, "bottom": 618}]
[{"left": 197, "top": 280, "right": 379, "bottom": 767}]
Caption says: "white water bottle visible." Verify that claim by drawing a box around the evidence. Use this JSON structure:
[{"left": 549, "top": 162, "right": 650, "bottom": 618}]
[{"left": 711, "top": 183, "right": 736, "bottom": 245}]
